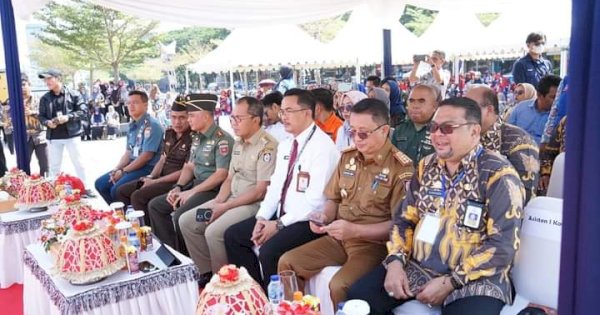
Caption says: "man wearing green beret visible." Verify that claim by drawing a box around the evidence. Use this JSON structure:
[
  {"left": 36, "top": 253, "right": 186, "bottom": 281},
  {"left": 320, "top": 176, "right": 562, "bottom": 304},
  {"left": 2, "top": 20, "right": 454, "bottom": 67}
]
[{"left": 148, "top": 94, "right": 234, "bottom": 254}]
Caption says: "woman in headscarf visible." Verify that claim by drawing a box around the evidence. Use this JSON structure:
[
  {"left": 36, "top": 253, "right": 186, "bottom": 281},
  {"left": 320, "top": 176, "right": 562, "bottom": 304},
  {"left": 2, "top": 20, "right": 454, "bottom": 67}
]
[
  {"left": 335, "top": 90, "right": 368, "bottom": 151},
  {"left": 105, "top": 105, "right": 120, "bottom": 140},
  {"left": 381, "top": 77, "right": 406, "bottom": 126},
  {"left": 91, "top": 106, "right": 106, "bottom": 140},
  {"left": 502, "top": 83, "right": 537, "bottom": 121},
  {"left": 275, "top": 65, "right": 296, "bottom": 94},
  {"left": 368, "top": 87, "right": 391, "bottom": 110}
]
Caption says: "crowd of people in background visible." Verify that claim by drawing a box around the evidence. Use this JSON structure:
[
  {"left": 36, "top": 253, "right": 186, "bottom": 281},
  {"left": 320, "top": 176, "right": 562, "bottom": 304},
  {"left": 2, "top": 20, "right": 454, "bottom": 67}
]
[{"left": 0, "top": 29, "right": 568, "bottom": 314}]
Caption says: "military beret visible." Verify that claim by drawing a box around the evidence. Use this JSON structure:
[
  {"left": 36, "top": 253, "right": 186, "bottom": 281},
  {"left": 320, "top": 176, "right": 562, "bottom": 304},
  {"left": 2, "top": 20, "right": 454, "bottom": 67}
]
[
  {"left": 185, "top": 93, "right": 218, "bottom": 112},
  {"left": 171, "top": 95, "right": 187, "bottom": 112}
]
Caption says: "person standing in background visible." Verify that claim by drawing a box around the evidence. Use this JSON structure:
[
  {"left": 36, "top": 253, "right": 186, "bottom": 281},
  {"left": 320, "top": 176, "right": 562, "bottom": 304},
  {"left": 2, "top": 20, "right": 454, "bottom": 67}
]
[{"left": 22, "top": 74, "right": 49, "bottom": 175}]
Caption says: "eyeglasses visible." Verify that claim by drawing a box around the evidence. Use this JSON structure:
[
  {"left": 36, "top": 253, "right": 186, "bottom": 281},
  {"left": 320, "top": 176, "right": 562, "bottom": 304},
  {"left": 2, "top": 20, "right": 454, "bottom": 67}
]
[
  {"left": 428, "top": 122, "right": 476, "bottom": 135},
  {"left": 277, "top": 108, "right": 308, "bottom": 118},
  {"left": 340, "top": 104, "right": 354, "bottom": 112},
  {"left": 349, "top": 124, "right": 387, "bottom": 140},
  {"left": 229, "top": 115, "right": 256, "bottom": 124},
  {"left": 514, "top": 90, "right": 525, "bottom": 96}
]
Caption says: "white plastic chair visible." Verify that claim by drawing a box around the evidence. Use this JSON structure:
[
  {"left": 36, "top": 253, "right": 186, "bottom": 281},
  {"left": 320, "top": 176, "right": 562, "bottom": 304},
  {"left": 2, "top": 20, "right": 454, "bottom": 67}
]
[
  {"left": 546, "top": 152, "right": 565, "bottom": 198},
  {"left": 501, "top": 196, "right": 563, "bottom": 314}
]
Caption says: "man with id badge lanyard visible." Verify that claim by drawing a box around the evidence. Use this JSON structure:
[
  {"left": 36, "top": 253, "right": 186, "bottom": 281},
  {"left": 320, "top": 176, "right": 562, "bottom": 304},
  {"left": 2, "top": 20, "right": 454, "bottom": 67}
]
[
  {"left": 278, "top": 99, "right": 414, "bottom": 308},
  {"left": 224, "top": 89, "right": 339, "bottom": 290},
  {"left": 94, "top": 90, "right": 164, "bottom": 204},
  {"left": 348, "top": 97, "right": 525, "bottom": 315}
]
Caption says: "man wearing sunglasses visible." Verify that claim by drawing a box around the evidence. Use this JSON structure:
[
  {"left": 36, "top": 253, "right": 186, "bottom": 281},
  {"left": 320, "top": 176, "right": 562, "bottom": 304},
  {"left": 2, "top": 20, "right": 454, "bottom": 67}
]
[
  {"left": 512, "top": 32, "right": 553, "bottom": 86},
  {"left": 392, "top": 84, "right": 439, "bottom": 166},
  {"left": 348, "top": 97, "right": 524, "bottom": 315},
  {"left": 278, "top": 98, "right": 414, "bottom": 308},
  {"left": 224, "top": 89, "right": 339, "bottom": 289},
  {"left": 466, "top": 85, "right": 539, "bottom": 203},
  {"left": 179, "top": 96, "right": 278, "bottom": 288}
]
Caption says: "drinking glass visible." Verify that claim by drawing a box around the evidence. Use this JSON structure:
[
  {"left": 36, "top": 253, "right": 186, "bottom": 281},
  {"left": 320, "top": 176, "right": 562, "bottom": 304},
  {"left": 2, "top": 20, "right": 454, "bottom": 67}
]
[{"left": 279, "top": 270, "right": 299, "bottom": 301}]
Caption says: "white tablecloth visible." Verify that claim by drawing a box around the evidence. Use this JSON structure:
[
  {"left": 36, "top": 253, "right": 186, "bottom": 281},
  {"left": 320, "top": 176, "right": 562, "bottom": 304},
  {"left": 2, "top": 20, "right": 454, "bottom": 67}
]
[
  {"left": 23, "top": 242, "right": 199, "bottom": 315},
  {"left": 0, "top": 207, "right": 55, "bottom": 288}
]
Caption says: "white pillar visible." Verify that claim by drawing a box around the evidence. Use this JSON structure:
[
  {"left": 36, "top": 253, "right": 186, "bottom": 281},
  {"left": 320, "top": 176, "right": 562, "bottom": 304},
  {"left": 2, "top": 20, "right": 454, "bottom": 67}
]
[
  {"left": 560, "top": 49, "right": 569, "bottom": 78},
  {"left": 229, "top": 69, "right": 235, "bottom": 107}
]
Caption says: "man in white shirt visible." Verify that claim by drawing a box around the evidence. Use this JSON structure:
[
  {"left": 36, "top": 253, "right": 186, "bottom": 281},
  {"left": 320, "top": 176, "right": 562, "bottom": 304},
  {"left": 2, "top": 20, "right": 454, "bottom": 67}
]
[
  {"left": 409, "top": 50, "right": 451, "bottom": 98},
  {"left": 262, "top": 91, "right": 290, "bottom": 142},
  {"left": 225, "top": 88, "right": 340, "bottom": 289}
]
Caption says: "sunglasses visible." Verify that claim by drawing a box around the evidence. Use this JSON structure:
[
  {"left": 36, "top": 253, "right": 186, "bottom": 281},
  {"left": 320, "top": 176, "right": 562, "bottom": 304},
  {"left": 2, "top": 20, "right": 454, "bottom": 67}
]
[
  {"left": 349, "top": 124, "right": 387, "bottom": 140},
  {"left": 340, "top": 104, "right": 354, "bottom": 112},
  {"left": 514, "top": 90, "right": 525, "bottom": 96},
  {"left": 428, "top": 122, "right": 476, "bottom": 135}
]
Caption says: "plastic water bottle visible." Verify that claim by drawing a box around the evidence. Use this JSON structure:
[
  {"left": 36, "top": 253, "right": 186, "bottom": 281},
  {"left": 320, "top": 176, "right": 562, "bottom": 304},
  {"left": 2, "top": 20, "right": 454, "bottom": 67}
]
[
  {"left": 125, "top": 205, "right": 134, "bottom": 217},
  {"left": 128, "top": 230, "right": 141, "bottom": 252},
  {"left": 267, "top": 275, "right": 283, "bottom": 306},
  {"left": 335, "top": 302, "right": 346, "bottom": 315}
]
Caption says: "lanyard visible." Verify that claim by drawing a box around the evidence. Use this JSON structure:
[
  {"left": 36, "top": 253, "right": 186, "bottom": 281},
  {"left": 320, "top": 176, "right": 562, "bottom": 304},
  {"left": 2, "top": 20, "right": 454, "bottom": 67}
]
[
  {"left": 286, "top": 125, "right": 316, "bottom": 178},
  {"left": 440, "top": 146, "right": 484, "bottom": 206},
  {"left": 134, "top": 116, "right": 148, "bottom": 148}
]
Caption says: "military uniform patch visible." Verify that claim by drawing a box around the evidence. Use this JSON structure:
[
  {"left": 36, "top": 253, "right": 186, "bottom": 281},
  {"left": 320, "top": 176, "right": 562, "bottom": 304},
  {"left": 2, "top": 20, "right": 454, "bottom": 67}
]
[
  {"left": 218, "top": 139, "right": 230, "bottom": 156},
  {"left": 263, "top": 153, "right": 272, "bottom": 162}
]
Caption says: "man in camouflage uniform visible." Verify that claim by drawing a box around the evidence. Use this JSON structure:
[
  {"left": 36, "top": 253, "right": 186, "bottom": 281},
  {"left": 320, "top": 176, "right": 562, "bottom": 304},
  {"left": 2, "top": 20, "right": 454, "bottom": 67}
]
[
  {"left": 148, "top": 94, "right": 234, "bottom": 252},
  {"left": 348, "top": 97, "right": 524, "bottom": 315}
]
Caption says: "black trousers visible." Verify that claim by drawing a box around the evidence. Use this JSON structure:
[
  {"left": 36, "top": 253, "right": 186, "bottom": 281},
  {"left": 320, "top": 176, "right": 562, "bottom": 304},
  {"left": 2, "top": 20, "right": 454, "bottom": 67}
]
[
  {"left": 147, "top": 189, "right": 217, "bottom": 255},
  {"left": 27, "top": 139, "right": 48, "bottom": 176},
  {"left": 347, "top": 264, "right": 505, "bottom": 315},
  {"left": 224, "top": 217, "right": 321, "bottom": 290}
]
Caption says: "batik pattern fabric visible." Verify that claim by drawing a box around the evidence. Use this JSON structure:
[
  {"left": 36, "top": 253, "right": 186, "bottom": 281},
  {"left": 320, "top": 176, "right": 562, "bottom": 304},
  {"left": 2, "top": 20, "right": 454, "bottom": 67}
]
[
  {"left": 540, "top": 116, "right": 567, "bottom": 177},
  {"left": 482, "top": 118, "right": 539, "bottom": 203},
  {"left": 387, "top": 144, "right": 525, "bottom": 306}
]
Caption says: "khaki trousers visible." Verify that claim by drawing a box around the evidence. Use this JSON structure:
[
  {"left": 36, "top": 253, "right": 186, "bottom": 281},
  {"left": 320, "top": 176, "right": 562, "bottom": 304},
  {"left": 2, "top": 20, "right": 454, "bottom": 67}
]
[
  {"left": 179, "top": 198, "right": 259, "bottom": 274},
  {"left": 278, "top": 235, "right": 387, "bottom": 307}
]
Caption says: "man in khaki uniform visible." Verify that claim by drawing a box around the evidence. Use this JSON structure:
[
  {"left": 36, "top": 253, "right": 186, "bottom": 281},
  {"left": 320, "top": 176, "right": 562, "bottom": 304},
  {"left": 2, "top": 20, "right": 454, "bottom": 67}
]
[
  {"left": 179, "top": 97, "right": 278, "bottom": 286},
  {"left": 278, "top": 98, "right": 414, "bottom": 307}
]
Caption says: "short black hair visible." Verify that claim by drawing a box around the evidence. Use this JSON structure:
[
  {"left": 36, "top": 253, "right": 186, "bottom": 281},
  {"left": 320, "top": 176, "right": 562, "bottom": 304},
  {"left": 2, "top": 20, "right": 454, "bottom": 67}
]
[
  {"left": 439, "top": 97, "right": 482, "bottom": 125},
  {"left": 366, "top": 75, "right": 381, "bottom": 87},
  {"left": 261, "top": 91, "right": 283, "bottom": 107},
  {"left": 537, "top": 75, "right": 561, "bottom": 96},
  {"left": 237, "top": 96, "right": 263, "bottom": 125},
  {"left": 526, "top": 32, "right": 547, "bottom": 44},
  {"left": 284, "top": 88, "right": 316, "bottom": 119},
  {"left": 350, "top": 98, "right": 390, "bottom": 125},
  {"left": 311, "top": 88, "right": 334, "bottom": 111},
  {"left": 128, "top": 90, "right": 149, "bottom": 103}
]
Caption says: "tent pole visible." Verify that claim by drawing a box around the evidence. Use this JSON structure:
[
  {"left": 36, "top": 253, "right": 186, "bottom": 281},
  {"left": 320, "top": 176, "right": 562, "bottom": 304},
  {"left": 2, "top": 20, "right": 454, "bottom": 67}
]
[
  {"left": 382, "top": 29, "right": 392, "bottom": 78},
  {"left": 0, "top": 0, "right": 29, "bottom": 174},
  {"left": 229, "top": 69, "right": 235, "bottom": 108},
  {"left": 185, "top": 65, "right": 190, "bottom": 94}
]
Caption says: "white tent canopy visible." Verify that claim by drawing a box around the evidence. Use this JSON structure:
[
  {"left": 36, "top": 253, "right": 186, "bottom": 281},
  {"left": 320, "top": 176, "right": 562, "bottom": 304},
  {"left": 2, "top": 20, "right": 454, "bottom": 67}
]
[{"left": 188, "top": 25, "right": 329, "bottom": 73}]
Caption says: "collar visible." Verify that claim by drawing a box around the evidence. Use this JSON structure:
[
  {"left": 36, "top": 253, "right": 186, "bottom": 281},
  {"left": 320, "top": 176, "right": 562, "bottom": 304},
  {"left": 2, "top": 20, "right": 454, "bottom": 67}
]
[
  {"left": 438, "top": 143, "right": 484, "bottom": 174},
  {"left": 407, "top": 117, "right": 430, "bottom": 132},
  {"left": 481, "top": 117, "right": 502, "bottom": 151},
  {"left": 201, "top": 122, "right": 219, "bottom": 138},
  {"left": 294, "top": 122, "right": 317, "bottom": 144},
  {"left": 240, "top": 128, "right": 264, "bottom": 145},
  {"left": 356, "top": 140, "right": 394, "bottom": 166},
  {"left": 130, "top": 113, "right": 149, "bottom": 128}
]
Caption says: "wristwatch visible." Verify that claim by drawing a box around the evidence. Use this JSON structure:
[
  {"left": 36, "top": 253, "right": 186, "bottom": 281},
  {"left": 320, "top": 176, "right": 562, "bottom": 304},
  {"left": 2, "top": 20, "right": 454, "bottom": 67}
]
[
  {"left": 173, "top": 183, "right": 185, "bottom": 190},
  {"left": 276, "top": 219, "right": 285, "bottom": 231},
  {"left": 383, "top": 253, "right": 407, "bottom": 269}
]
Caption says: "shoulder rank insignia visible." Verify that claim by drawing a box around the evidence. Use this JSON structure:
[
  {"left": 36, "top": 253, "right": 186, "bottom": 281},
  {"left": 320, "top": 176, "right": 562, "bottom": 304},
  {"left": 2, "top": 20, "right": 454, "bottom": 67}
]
[
  {"left": 394, "top": 151, "right": 413, "bottom": 167},
  {"left": 341, "top": 146, "right": 357, "bottom": 154}
]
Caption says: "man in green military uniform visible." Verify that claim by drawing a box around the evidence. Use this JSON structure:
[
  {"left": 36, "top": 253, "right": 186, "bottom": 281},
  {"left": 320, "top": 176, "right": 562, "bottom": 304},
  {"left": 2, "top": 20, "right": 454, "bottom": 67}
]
[
  {"left": 180, "top": 96, "right": 278, "bottom": 286},
  {"left": 148, "top": 94, "right": 234, "bottom": 253},
  {"left": 391, "top": 84, "right": 440, "bottom": 166}
]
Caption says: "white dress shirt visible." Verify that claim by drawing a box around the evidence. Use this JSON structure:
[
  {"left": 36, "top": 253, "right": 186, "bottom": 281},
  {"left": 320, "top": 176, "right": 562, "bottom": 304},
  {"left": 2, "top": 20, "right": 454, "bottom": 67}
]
[
  {"left": 256, "top": 123, "right": 340, "bottom": 226},
  {"left": 265, "top": 122, "right": 290, "bottom": 143}
]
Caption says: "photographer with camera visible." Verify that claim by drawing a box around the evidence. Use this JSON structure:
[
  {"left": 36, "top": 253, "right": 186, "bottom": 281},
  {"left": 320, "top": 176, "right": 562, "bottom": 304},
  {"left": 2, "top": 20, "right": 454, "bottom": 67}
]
[{"left": 409, "top": 50, "right": 451, "bottom": 99}]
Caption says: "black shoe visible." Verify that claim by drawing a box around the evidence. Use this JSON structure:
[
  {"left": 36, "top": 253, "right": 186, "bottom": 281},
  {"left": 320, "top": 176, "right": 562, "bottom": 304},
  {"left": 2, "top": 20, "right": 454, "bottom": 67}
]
[
  {"left": 198, "top": 272, "right": 213, "bottom": 289},
  {"left": 82, "top": 189, "right": 97, "bottom": 199}
]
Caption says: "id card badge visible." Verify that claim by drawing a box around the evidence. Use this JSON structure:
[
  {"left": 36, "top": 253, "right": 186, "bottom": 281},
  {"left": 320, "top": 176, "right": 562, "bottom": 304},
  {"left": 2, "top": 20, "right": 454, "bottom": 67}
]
[
  {"left": 415, "top": 214, "right": 441, "bottom": 244},
  {"left": 296, "top": 171, "right": 310, "bottom": 192},
  {"left": 133, "top": 146, "right": 140, "bottom": 158},
  {"left": 463, "top": 202, "right": 483, "bottom": 229}
]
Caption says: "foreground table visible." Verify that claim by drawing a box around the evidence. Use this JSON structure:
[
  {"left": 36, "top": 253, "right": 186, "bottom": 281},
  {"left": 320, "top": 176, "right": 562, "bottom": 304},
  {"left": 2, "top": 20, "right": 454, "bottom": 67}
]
[{"left": 23, "top": 241, "right": 200, "bottom": 315}]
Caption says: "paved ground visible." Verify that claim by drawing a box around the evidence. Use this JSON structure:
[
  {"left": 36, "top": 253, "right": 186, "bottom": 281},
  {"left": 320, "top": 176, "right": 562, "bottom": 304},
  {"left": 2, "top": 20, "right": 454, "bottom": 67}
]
[{"left": 4, "top": 116, "right": 235, "bottom": 193}]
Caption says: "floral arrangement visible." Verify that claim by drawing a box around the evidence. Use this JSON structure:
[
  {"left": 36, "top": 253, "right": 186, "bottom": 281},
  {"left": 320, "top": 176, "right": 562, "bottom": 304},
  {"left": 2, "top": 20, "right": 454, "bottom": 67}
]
[
  {"left": 40, "top": 218, "right": 69, "bottom": 252},
  {"left": 54, "top": 173, "right": 85, "bottom": 198},
  {"left": 2, "top": 167, "right": 28, "bottom": 196},
  {"left": 16, "top": 175, "right": 57, "bottom": 210},
  {"left": 72, "top": 219, "right": 94, "bottom": 232},
  {"left": 277, "top": 295, "right": 320, "bottom": 315}
]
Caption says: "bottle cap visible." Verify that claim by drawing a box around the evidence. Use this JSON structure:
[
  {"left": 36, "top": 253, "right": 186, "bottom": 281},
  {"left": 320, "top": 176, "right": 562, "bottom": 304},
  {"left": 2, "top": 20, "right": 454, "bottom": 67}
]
[{"left": 270, "top": 275, "right": 280, "bottom": 281}]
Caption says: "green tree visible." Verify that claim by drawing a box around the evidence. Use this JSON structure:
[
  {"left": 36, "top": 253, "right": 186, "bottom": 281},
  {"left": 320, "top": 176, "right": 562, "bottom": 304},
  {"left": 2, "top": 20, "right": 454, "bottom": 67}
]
[
  {"left": 476, "top": 13, "right": 500, "bottom": 27},
  {"left": 29, "top": 40, "right": 81, "bottom": 88},
  {"left": 300, "top": 12, "right": 351, "bottom": 43},
  {"left": 399, "top": 5, "right": 438, "bottom": 37},
  {"left": 35, "top": 0, "right": 159, "bottom": 83}
]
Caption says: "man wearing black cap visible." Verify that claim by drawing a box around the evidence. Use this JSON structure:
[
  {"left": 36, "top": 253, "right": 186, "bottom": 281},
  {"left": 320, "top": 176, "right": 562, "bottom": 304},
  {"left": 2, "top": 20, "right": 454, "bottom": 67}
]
[
  {"left": 94, "top": 90, "right": 164, "bottom": 204},
  {"left": 116, "top": 98, "right": 192, "bottom": 223},
  {"left": 38, "top": 69, "right": 94, "bottom": 197},
  {"left": 148, "top": 93, "right": 234, "bottom": 253}
]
